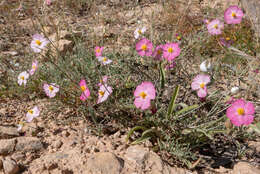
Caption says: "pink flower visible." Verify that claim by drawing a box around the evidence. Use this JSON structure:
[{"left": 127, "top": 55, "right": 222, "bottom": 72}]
[
  {"left": 29, "top": 60, "right": 38, "bottom": 75},
  {"left": 152, "top": 45, "right": 164, "bottom": 60},
  {"left": 97, "top": 56, "right": 112, "bottom": 65},
  {"left": 30, "top": 34, "right": 49, "bottom": 53},
  {"left": 97, "top": 84, "right": 112, "bottom": 104},
  {"left": 43, "top": 83, "right": 59, "bottom": 98},
  {"left": 79, "top": 79, "right": 90, "bottom": 101},
  {"left": 95, "top": 46, "right": 104, "bottom": 57},
  {"left": 45, "top": 0, "right": 52, "bottom": 5},
  {"left": 134, "top": 82, "right": 156, "bottom": 110},
  {"left": 26, "top": 106, "right": 40, "bottom": 122},
  {"left": 207, "top": 19, "right": 224, "bottom": 35},
  {"left": 191, "top": 74, "right": 210, "bottom": 98},
  {"left": 163, "top": 43, "right": 181, "bottom": 61},
  {"left": 98, "top": 76, "right": 108, "bottom": 86},
  {"left": 136, "top": 38, "right": 153, "bottom": 57},
  {"left": 219, "top": 37, "right": 233, "bottom": 47},
  {"left": 224, "top": 5, "right": 244, "bottom": 24},
  {"left": 226, "top": 99, "right": 255, "bottom": 126}
]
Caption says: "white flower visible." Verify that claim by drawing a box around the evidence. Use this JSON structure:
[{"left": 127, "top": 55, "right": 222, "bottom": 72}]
[
  {"left": 231, "top": 86, "right": 239, "bottom": 94},
  {"left": 134, "top": 27, "right": 146, "bottom": 39},
  {"left": 18, "top": 71, "right": 29, "bottom": 86},
  {"left": 97, "top": 84, "right": 112, "bottom": 104},
  {"left": 30, "top": 34, "right": 49, "bottom": 53},
  {"left": 43, "top": 83, "right": 59, "bottom": 98},
  {"left": 200, "top": 60, "right": 212, "bottom": 72},
  {"left": 97, "top": 56, "right": 112, "bottom": 65},
  {"left": 26, "top": 106, "right": 40, "bottom": 122}
]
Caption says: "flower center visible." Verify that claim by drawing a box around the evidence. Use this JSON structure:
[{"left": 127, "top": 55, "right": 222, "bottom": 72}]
[
  {"left": 157, "top": 49, "right": 162, "bottom": 55},
  {"left": 138, "top": 29, "right": 142, "bottom": 34},
  {"left": 226, "top": 37, "right": 230, "bottom": 41},
  {"left": 231, "top": 12, "right": 236, "bottom": 18},
  {"left": 103, "top": 57, "right": 107, "bottom": 62},
  {"left": 96, "top": 48, "right": 101, "bottom": 53},
  {"left": 139, "top": 91, "right": 147, "bottom": 99},
  {"left": 200, "top": 83, "right": 205, "bottom": 89},
  {"left": 81, "top": 86, "right": 86, "bottom": 91},
  {"left": 35, "top": 40, "right": 42, "bottom": 46},
  {"left": 141, "top": 44, "right": 147, "bottom": 51},
  {"left": 28, "top": 110, "right": 33, "bottom": 114},
  {"left": 20, "top": 76, "right": 24, "bottom": 80},
  {"left": 49, "top": 86, "right": 54, "bottom": 91},
  {"left": 237, "top": 108, "right": 245, "bottom": 116},
  {"left": 176, "top": 36, "right": 181, "bottom": 40},
  {"left": 168, "top": 47, "right": 173, "bottom": 53},
  {"left": 32, "top": 65, "right": 36, "bottom": 70},
  {"left": 99, "top": 90, "right": 105, "bottom": 97},
  {"left": 213, "top": 24, "right": 218, "bottom": 29}
]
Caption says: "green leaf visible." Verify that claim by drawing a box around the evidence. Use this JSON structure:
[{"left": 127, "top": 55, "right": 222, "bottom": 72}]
[
  {"left": 175, "top": 104, "right": 199, "bottom": 116},
  {"left": 167, "top": 85, "right": 180, "bottom": 119},
  {"left": 159, "top": 62, "right": 165, "bottom": 89},
  {"left": 126, "top": 126, "right": 147, "bottom": 143},
  {"left": 131, "top": 136, "right": 151, "bottom": 145}
]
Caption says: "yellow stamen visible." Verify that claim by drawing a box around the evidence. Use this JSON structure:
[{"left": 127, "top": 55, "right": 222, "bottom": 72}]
[
  {"left": 157, "top": 49, "right": 162, "bottom": 55},
  {"left": 232, "top": 12, "right": 236, "bottom": 18},
  {"left": 96, "top": 48, "right": 101, "bottom": 53},
  {"left": 20, "top": 76, "right": 24, "bottom": 80},
  {"left": 99, "top": 90, "right": 105, "bottom": 96},
  {"left": 176, "top": 36, "right": 181, "bottom": 40},
  {"left": 35, "top": 40, "right": 42, "bottom": 46},
  {"left": 213, "top": 24, "right": 218, "bottom": 29},
  {"left": 226, "top": 37, "right": 230, "bottom": 41},
  {"left": 49, "top": 86, "right": 54, "bottom": 91},
  {"left": 32, "top": 65, "right": 36, "bottom": 70},
  {"left": 28, "top": 110, "right": 33, "bottom": 114},
  {"left": 200, "top": 83, "right": 205, "bottom": 89},
  {"left": 237, "top": 108, "right": 245, "bottom": 116},
  {"left": 103, "top": 57, "right": 107, "bottom": 62},
  {"left": 81, "top": 86, "right": 86, "bottom": 91},
  {"left": 168, "top": 47, "right": 173, "bottom": 53},
  {"left": 139, "top": 91, "right": 147, "bottom": 99},
  {"left": 138, "top": 29, "right": 142, "bottom": 34},
  {"left": 141, "top": 44, "right": 147, "bottom": 51}
]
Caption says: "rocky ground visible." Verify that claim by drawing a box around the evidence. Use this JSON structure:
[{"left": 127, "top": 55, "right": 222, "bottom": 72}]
[{"left": 1, "top": 0, "right": 260, "bottom": 173}]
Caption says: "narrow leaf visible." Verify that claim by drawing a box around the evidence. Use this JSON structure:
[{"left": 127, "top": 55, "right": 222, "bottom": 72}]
[
  {"left": 167, "top": 85, "right": 180, "bottom": 118},
  {"left": 126, "top": 126, "right": 147, "bottom": 142}
]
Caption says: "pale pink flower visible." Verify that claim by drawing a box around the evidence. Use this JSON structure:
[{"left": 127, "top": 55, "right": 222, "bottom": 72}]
[
  {"left": 97, "top": 84, "right": 112, "bottom": 104},
  {"left": 226, "top": 99, "right": 255, "bottom": 126},
  {"left": 152, "top": 45, "right": 164, "bottom": 60},
  {"left": 79, "top": 79, "right": 90, "bottom": 101},
  {"left": 224, "top": 5, "right": 244, "bottom": 24},
  {"left": 26, "top": 106, "right": 40, "bottom": 122},
  {"left": 191, "top": 74, "right": 210, "bottom": 98},
  {"left": 134, "top": 82, "right": 156, "bottom": 110},
  {"left": 18, "top": 71, "right": 29, "bottom": 86},
  {"left": 136, "top": 38, "right": 153, "bottom": 57},
  {"left": 98, "top": 76, "right": 108, "bottom": 87},
  {"left": 45, "top": 0, "right": 52, "bottom": 5},
  {"left": 95, "top": 46, "right": 104, "bottom": 57},
  {"left": 43, "top": 83, "right": 59, "bottom": 98},
  {"left": 29, "top": 60, "right": 38, "bottom": 75},
  {"left": 30, "top": 34, "right": 49, "bottom": 53},
  {"left": 163, "top": 43, "right": 181, "bottom": 61},
  {"left": 207, "top": 19, "right": 224, "bottom": 35},
  {"left": 97, "top": 56, "right": 112, "bottom": 65},
  {"left": 219, "top": 37, "right": 233, "bottom": 47}
]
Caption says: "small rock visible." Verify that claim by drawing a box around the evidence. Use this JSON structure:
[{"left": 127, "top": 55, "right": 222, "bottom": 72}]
[
  {"left": 233, "top": 162, "right": 260, "bottom": 174},
  {"left": 0, "top": 126, "right": 19, "bottom": 138},
  {"left": 0, "top": 139, "right": 16, "bottom": 155},
  {"left": 125, "top": 145, "right": 149, "bottom": 165},
  {"left": 15, "top": 137, "right": 43, "bottom": 152},
  {"left": 86, "top": 152, "right": 124, "bottom": 174},
  {"left": 53, "top": 140, "right": 63, "bottom": 149},
  {"left": 3, "top": 158, "right": 19, "bottom": 174},
  {"left": 248, "top": 141, "right": 260, "bottom": 156}
]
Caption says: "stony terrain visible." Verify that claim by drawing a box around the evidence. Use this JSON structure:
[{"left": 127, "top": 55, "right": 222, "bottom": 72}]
[{"left": 1, "top": 0, "right": 260, "bottom": 173}]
